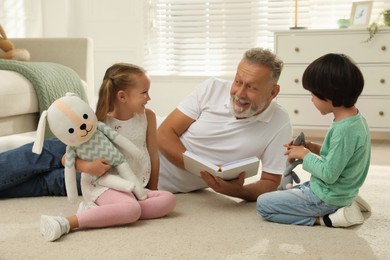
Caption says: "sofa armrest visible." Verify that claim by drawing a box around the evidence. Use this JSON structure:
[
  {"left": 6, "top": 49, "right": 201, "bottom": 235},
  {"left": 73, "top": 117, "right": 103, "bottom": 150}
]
[{"left": 10, "top": 37, "right": 95, "bottom": 105}]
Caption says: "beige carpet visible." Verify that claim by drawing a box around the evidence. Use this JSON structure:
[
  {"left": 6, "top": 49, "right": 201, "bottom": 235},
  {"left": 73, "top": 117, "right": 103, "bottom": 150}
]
[{"left": 0, "top": 164, "right": 389, "bottom": 260}]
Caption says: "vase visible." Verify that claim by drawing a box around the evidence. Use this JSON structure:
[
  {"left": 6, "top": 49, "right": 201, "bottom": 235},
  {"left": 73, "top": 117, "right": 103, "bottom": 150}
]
[{"left": 337, "top": 19, "right": 350, "bottom": 28}]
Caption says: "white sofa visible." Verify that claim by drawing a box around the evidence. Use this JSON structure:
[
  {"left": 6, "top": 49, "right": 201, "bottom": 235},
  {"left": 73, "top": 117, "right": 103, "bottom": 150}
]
[{"left": 0, "top": 38, "right": 94, "bottom": 152}]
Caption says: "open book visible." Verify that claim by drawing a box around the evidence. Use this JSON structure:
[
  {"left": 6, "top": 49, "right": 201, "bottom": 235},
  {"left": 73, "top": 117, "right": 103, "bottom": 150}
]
[{"left": 183, "top": 151, "right": 260, "bottom": 180}]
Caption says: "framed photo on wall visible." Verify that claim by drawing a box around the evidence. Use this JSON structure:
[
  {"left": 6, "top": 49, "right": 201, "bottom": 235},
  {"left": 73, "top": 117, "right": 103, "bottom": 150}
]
[{"left": 350, "top": 1, "right": 373, "bottom": 27}]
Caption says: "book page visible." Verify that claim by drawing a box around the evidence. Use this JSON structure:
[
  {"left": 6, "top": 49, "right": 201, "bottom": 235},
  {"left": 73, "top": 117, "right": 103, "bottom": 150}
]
[
  {"left": 183, "top": 151, "right": 219, "bottom": 176},
  {"left": 183, "top": 151, "right": 259, "bottom": 180},
  {"left": 219, "top": 157, "right": 259, "bottom": 180}
]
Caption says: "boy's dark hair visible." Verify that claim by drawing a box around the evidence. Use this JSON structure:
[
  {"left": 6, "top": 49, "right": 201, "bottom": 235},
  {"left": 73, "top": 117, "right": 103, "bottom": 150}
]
[{"left": 302, "top": 53, "right": 364, "bottom": 107}]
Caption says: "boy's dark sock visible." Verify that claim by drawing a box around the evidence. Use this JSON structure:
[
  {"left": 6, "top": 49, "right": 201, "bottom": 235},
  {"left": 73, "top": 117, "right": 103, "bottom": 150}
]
[{"left": 323, "top": 214, "right": 333, "bottom": 227}]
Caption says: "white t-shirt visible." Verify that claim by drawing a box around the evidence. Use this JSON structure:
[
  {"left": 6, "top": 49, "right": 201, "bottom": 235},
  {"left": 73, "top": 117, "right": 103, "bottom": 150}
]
[{"left": 158, "top": 77, "right": 292, "bottom": 193}]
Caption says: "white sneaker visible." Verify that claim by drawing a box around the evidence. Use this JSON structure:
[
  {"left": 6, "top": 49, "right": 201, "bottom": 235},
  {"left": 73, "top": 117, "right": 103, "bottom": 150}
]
[
  {"left": 77, "top": 201, "right": 98, "bottom": 214},
  {"left": 40, "top": 215, "right": 70, "bottom": 242},
  {"left": 329, "top": 201, "right": 364, "bottom": 228},
  {"left": 355, "top": 194, "right": 371, "bottom": 212}
]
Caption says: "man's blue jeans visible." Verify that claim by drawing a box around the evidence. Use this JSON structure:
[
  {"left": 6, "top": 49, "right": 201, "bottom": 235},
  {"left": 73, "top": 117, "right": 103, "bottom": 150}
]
[{"left": 0, "top": 138, "right": 81, "bottom": 198}]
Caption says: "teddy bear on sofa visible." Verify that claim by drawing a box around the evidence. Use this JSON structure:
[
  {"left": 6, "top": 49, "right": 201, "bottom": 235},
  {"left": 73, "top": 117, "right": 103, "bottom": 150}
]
[{"left": 0, "top": 24, "right": 30, "bottom": 61}]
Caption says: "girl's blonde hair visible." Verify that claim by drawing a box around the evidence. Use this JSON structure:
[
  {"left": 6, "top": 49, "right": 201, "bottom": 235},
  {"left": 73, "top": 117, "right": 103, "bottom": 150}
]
[{"left": 95, "top": 63, "right": 146, "bottom": 122}]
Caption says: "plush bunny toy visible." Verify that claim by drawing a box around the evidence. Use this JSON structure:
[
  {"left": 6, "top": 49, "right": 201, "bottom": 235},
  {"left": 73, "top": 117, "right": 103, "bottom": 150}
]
[
  {"left": 277, "top": 132, "right": 306, "bottom": 190},
  {"left": 32, "top": 92, "right": 147, "bottom": 203}
]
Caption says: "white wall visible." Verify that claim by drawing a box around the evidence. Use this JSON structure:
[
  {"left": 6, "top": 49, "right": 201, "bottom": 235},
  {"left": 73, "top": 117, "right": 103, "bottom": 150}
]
[{"left": 148, "top": 76, "right": 209, "bottom": 116}]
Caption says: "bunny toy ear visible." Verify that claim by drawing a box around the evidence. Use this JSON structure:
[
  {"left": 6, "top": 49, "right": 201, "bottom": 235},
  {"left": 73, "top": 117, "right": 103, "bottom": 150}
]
[{"left": 32, "top": 110, "right": 48, "bottom": 154}]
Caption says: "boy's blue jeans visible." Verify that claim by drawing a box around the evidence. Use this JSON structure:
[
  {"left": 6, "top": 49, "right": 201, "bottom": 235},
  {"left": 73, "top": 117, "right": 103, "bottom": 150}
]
[
  {"left": 0, "top": 138, "right": 81, "bottom": 198},
  {"left": 257, "top": 181, "right": 339, "bottom": 226}
]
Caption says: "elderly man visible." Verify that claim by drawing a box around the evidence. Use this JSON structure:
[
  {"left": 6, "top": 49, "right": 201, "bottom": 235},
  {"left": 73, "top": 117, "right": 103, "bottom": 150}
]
[{"left": 157, "top": 48, "right": 292, "bottom": 202}]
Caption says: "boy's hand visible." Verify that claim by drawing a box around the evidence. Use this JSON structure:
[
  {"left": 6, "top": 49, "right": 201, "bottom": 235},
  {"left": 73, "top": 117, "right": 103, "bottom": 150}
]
[{"left": 284, "top": 145, "right": 310, "bottom": 162}]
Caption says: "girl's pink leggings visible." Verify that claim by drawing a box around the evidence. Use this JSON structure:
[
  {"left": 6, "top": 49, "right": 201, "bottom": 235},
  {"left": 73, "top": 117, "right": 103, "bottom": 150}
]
[{"left": 76, "top": 189, "right": 176, "bottom": 228}]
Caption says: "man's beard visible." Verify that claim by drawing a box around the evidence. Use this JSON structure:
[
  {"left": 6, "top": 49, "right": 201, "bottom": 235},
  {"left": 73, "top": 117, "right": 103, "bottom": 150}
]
[{"left": 229, "top": 96, "right": 265, "bottom": 118}]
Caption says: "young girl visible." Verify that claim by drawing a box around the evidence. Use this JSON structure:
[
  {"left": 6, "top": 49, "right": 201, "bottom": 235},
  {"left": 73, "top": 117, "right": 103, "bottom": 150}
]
[
  {"left": 40, "top": 63, "right": 176, "bottom": 241},
  {"left": 256, "top": 53, "right": 371, "bottom": 228}
]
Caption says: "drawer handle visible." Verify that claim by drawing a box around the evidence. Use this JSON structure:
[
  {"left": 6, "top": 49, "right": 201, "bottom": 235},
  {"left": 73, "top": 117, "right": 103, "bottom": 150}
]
[
  {"left": 380, "top": 78, "right": 385, "bottom": 84},
  {"left": 381, "top": 46, "right": 387, "bottom": 51},
  {"left": 294, "top": 47, "right": 300, "bottom": 52},
  {"left": 379, "top": 111, "right": 384, "bottom": 116},
  {"left": 294, "top": 109, "right": 299, "bottom": 114},
  {"left": 294, "top": 78, "right": 299, "bottom": 84}
]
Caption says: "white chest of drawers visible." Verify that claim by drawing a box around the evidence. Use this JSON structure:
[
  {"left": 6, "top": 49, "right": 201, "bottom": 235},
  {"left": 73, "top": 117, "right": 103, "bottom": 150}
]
[{"left": 274, "top": 29, "right": 390, "bottom": 136}]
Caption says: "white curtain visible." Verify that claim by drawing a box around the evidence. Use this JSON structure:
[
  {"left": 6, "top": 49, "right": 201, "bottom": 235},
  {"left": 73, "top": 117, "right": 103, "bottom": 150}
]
[{"left": 144, "top": 0, "right": 390, "bottom": 76}]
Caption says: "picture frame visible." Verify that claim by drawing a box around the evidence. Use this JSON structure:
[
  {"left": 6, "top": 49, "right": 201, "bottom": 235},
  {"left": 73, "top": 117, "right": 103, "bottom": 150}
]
[{"left": 350, "top": 1, "right": 373, "bottom": 28}]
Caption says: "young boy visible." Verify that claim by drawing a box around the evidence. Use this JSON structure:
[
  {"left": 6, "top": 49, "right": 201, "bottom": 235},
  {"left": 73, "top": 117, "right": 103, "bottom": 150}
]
[{"left": 257, "top": 53, "right": 371, "bottom": 227}]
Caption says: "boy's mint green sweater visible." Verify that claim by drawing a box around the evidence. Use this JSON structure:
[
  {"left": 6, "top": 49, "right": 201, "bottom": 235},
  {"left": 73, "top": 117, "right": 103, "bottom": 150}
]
[{"left": 303, "top": 112, "right": 371, "bottom": 207}]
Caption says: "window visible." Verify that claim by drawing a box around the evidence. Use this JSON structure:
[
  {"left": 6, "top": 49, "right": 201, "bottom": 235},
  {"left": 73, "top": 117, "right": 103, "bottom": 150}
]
[
  {"left": 144, "top": 0, "right": 388, "bottom": 76},
  {"left": 0, "top": 0, "right": 42, "bottom": 37}
]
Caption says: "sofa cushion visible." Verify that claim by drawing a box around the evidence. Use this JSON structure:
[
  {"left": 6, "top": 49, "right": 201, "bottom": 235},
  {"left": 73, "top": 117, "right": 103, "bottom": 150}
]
[
  {"left": 0, "top": 70, "right": 38, "bottom": 117},
  {"left": 0, "top": 113, "right": 38, "bottom": 137},
  {"left": 0, "top": 131, "right": 36, "bottom": 152}
]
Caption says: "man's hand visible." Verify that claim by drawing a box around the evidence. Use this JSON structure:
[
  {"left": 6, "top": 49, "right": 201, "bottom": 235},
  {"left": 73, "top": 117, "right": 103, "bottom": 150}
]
[
  {"left": 201, "top": 171, "right": 281, "bottom": 202},
  {"left": 200, "top": 171, "right": 245, "bottom": 197}
]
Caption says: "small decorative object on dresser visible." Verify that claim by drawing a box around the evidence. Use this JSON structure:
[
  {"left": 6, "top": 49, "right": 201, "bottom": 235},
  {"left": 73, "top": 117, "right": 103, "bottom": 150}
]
[
  {"left": 337, "top": 18, "right": 350, "bottom": 29},
  {"left": 274, "top": 29, "right": 389, "bottom": 137},
  {"left": 350, "top": 1, "right": 373, "bottom": 28},
  {"left": 290, "top": 0, "right": 307, "bottom": 30},
  {"left": 365, "top": 9, "right": 390, "bottom": 42}
]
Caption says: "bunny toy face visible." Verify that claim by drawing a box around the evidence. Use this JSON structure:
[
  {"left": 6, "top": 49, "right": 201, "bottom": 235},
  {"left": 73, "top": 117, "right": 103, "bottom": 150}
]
[{"left": 47, "top": 94, "right": 97, "bottom": 147}]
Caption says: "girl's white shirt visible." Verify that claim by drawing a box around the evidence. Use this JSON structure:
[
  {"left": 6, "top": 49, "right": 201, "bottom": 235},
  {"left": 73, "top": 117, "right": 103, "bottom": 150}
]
[{"left": 81, "top": 112, "right": 151, "bottom": 202}]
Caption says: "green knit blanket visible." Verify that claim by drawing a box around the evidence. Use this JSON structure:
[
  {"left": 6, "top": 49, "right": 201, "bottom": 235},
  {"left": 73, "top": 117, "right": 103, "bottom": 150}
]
[{"left": 0, "top": 59, "right": 87, "bottom": 114}]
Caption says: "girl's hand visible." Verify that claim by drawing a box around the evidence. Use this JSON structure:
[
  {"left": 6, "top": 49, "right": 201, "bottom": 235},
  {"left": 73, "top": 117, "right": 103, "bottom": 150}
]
[
  {"left": 63, "top": 154, "right": 112, "bottom": 177},
  {"left": 82, "top": 158, "right": 112, "bottom": 177}
]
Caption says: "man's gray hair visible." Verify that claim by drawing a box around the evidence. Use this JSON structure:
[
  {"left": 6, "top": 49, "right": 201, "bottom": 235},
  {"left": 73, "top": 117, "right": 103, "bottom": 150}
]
[{"left": 243, "top": 48, "right": 284, "bottom": 83}]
